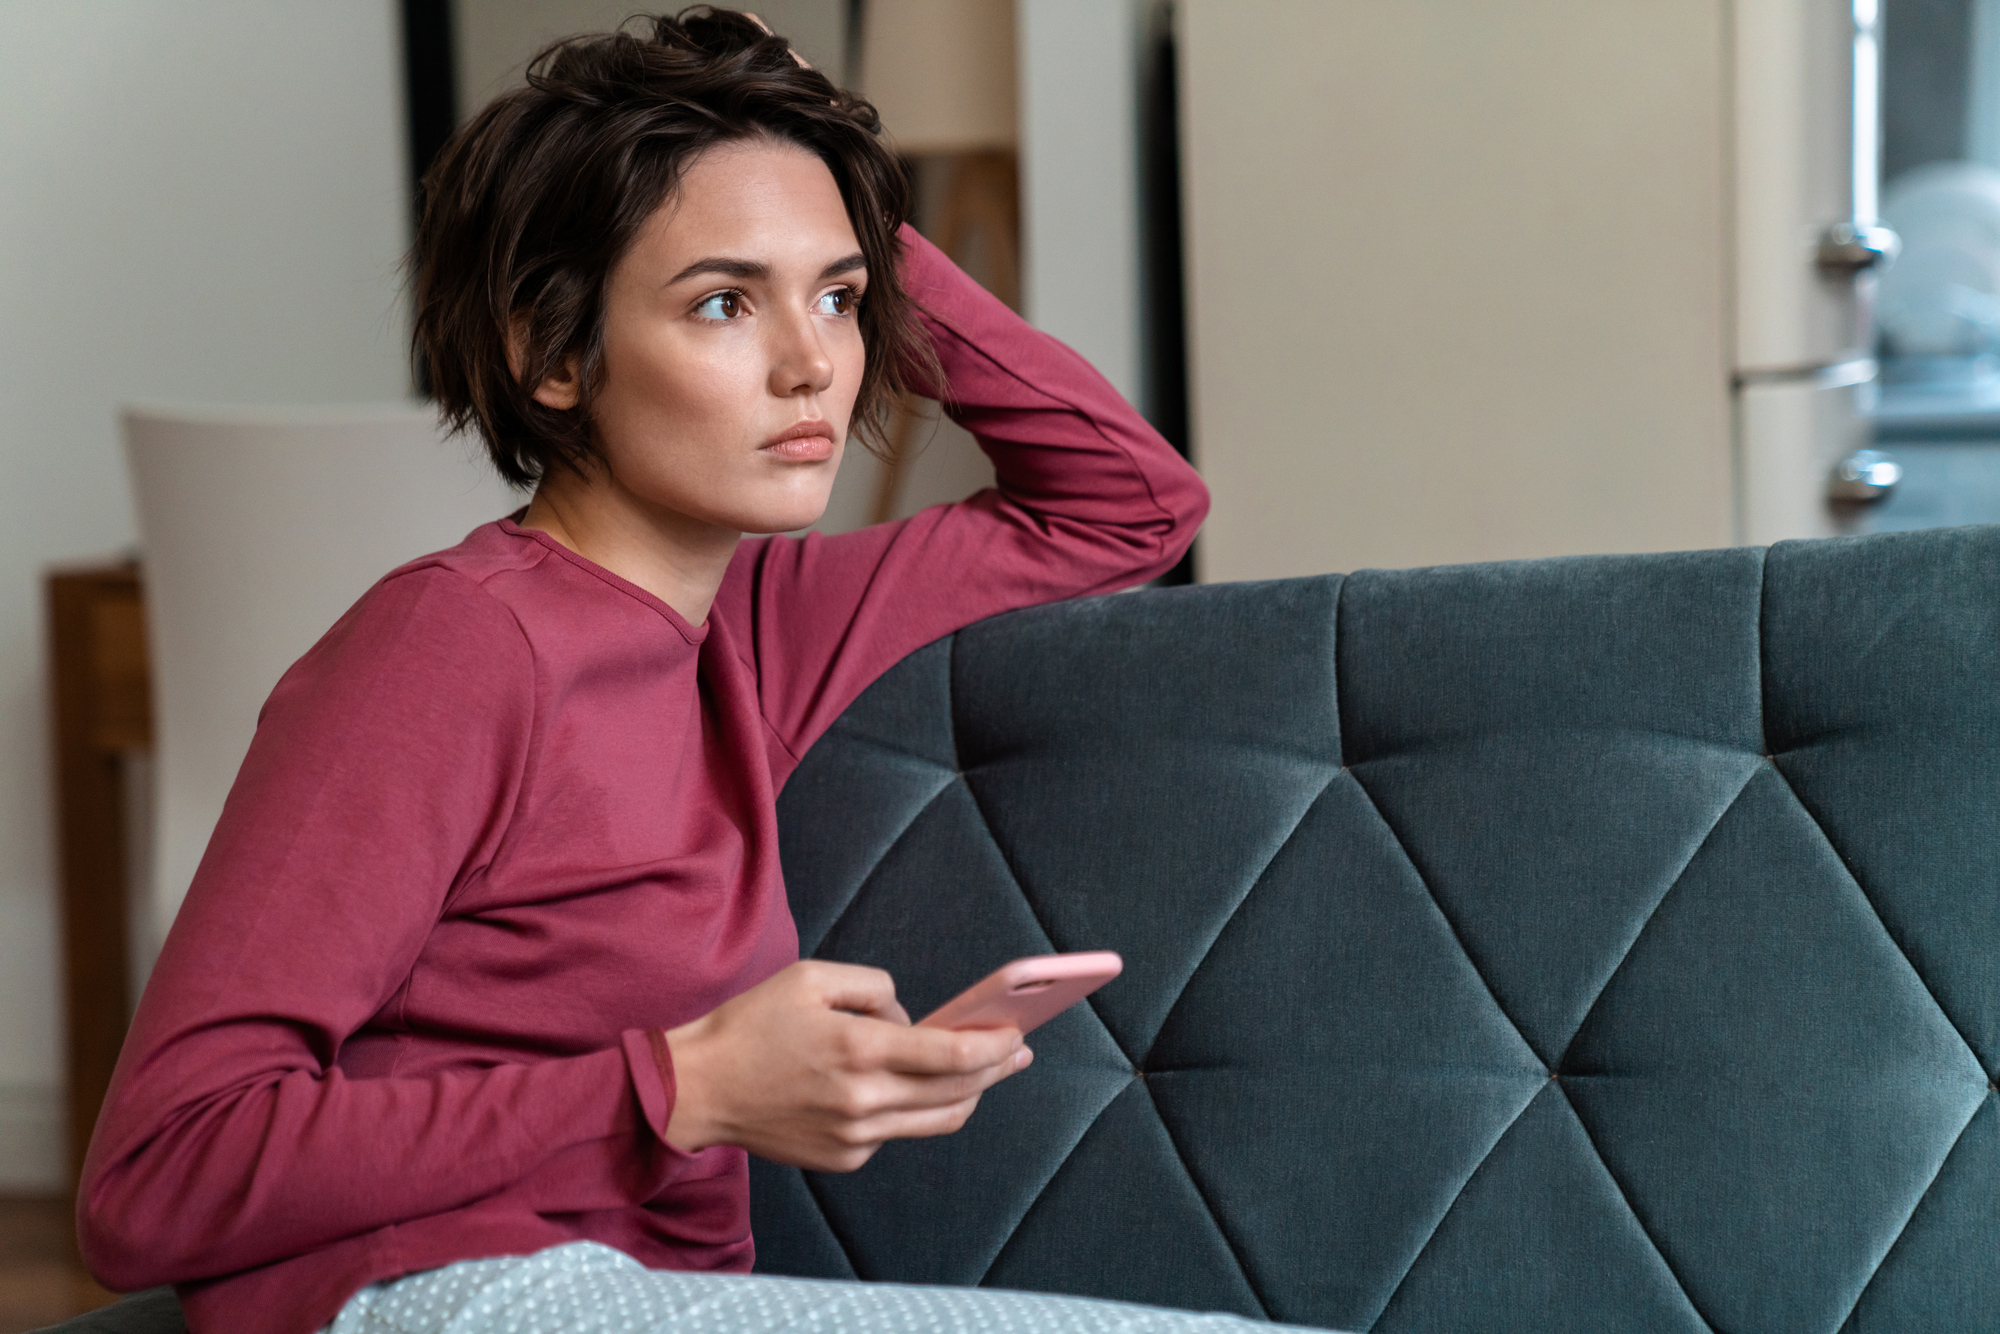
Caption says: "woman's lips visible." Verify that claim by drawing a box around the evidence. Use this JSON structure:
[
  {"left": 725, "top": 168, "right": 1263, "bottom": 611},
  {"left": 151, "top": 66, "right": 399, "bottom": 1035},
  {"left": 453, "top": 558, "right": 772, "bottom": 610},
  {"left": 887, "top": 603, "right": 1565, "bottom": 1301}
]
[{"left": 762, "top": 420, "right": 836, "bottom": 462}]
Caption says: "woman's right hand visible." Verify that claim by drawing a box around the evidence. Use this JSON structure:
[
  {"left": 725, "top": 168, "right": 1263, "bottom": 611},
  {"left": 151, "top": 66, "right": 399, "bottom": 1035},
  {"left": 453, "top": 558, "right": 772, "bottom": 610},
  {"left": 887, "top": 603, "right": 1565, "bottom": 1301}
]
[{"left": 662, "top": 959, "right": 1032, "bottom": 1171}]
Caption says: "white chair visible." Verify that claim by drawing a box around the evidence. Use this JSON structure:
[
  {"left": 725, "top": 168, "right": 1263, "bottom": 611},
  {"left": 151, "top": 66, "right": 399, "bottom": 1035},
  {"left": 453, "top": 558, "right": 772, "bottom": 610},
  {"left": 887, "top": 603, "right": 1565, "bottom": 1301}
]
[{"left": 122, "top": 405, "right": 522, "bottom": 970}]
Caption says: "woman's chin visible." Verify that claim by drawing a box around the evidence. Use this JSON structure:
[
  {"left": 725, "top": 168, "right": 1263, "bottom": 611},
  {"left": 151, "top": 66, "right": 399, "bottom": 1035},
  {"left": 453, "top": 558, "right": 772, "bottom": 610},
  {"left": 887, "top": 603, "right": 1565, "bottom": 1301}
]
[
  {"left": 670, "top": 468, "right": 839, "bottom": 537},
  {"left": 742, "top": 477, "right": 839, "bottom": 535},
  {"left": 738, "top": 498, "right": 832, "bottom": 536}
]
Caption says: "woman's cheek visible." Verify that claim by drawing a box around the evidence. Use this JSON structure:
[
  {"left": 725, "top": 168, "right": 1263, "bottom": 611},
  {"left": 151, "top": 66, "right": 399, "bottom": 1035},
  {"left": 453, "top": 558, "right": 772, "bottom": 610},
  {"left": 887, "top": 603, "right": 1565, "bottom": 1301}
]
[
  {"left": 609, "top": 331, "right": 746, "bottom": 440},
  {"left": 830, "top": 328, "right": 867, "bottom": 418}
]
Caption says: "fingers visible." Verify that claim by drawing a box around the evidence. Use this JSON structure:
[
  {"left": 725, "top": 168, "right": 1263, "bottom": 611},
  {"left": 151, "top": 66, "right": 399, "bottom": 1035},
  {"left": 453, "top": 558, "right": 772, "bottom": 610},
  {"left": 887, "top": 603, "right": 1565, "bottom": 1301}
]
[
  {"left": 850, "top": 1094, "right": 991, "bottom": 1145},
  {"left": 808, "top": 965, "right": 1017, "bottom": 1073},
  {"left": 865, "top": 1021, "right": 1023, "bottom": 1077},
  {"left": 742, "top": 13, "right": 814, "bottom": 70},
  {"left": 887, "top": 1040, "right": 1026, "bottom": 1099},
  {"left": 830, "top": 1037, "right": 1028, "bottom": 1130},
  {"left": 762, "top": 1067, "right": 1018, "bottom": 1173},
  {"left": 805, "top": 960, "right": 903, "bottom": 1022},
  {"left": 674, "top": 960, "right": 1037, "bottom": 1172},
  {"left": 792, "top": 1072, "right": 1022, "bottom": 1171}
]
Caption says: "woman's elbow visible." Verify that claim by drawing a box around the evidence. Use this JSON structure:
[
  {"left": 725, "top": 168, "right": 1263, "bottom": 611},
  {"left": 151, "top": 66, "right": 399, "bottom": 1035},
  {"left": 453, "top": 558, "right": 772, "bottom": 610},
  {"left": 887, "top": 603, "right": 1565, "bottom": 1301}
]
[
  {"left": 1153, "top": 465, "right": 1210, "bottom": 568},
  {"left": 1174, "top": 471, "right": 1211, "bottom": 541},
  {"left": 77, "top": 1166, "right": 169, "bottom": 1291},
  {"left": 76, "top": 1142, "right": 214, "bottom": 1291}
]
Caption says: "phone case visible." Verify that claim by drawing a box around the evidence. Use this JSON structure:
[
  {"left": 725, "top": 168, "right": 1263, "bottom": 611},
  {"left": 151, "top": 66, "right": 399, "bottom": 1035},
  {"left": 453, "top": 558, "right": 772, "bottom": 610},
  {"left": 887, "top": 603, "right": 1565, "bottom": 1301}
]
[{"left": 916, "top": 951, "right": 1124, "bottom": 1035}]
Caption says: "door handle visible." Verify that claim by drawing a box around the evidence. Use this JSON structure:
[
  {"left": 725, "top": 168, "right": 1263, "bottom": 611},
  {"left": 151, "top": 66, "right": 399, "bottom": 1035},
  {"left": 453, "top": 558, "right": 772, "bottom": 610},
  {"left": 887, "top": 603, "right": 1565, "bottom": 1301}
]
[
  {"left": 1817, "top": 221, "right": 1901, "bottom": 274},
  {"left": 1828, "top": 449, "right": 1902, "bottom": 504}
]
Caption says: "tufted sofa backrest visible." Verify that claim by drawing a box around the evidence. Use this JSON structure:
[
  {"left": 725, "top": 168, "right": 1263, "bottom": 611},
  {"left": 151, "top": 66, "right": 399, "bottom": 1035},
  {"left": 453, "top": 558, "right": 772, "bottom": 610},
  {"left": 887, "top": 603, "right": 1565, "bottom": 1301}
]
[{"left": 752, "top": 527, "right": 2000, "bottom": 1334}]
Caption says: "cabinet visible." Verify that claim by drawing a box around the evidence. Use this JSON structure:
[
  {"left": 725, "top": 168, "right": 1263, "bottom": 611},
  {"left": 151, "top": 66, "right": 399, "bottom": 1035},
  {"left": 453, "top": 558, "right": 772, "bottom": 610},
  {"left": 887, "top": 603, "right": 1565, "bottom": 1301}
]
[{"left": 1177, "top": 0, "right": 1738, "bottom": 577}]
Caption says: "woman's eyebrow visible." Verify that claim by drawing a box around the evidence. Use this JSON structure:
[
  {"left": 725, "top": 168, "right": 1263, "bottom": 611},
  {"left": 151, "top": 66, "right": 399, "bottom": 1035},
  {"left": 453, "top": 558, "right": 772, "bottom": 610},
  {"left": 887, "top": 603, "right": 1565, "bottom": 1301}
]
[
  {"left": 664, "top": 253, "right": 868, "bottom": 287},
  {"left": 666, "top": 257, "right": 766, "bottom": 286}
]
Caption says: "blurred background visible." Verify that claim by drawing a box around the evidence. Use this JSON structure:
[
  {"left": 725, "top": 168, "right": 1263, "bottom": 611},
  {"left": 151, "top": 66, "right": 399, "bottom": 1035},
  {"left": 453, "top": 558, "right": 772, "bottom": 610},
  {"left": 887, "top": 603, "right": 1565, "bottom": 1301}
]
[{"left": 1, "top": 0, "right": 1995, "bottom": 1324}]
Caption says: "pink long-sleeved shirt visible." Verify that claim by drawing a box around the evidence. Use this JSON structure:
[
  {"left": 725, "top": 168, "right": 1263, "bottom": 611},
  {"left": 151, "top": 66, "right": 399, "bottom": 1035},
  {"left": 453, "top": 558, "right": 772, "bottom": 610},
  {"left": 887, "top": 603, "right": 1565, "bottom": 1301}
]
[{"left": 78, "top": 227, "right": 1207, "bottom": 1334}]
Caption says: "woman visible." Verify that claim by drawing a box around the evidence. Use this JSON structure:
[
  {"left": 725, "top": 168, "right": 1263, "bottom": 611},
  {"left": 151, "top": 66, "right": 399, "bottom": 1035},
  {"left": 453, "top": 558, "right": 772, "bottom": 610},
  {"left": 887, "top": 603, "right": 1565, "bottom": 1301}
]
[{"left": 77, "top": 11, "right": 1301, "bottom": 1334}]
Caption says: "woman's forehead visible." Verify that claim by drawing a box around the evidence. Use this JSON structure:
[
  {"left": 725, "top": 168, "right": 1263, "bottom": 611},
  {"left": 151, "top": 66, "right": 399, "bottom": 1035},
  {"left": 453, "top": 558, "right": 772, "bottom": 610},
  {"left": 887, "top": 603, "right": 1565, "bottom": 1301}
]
[{"left": 630, "top": 139, "right": 860, "bottom": 282}]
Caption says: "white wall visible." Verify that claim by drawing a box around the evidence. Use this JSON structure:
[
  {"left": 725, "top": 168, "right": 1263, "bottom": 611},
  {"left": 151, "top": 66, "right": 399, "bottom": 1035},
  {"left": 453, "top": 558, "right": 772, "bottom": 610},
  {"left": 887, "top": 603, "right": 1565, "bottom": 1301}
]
[
  {"left": 1016, "top": 0, "right": 1148, "bottom": 406},
  {"left": 0, "top": 0, "right": 412, "bottom": 1189}
]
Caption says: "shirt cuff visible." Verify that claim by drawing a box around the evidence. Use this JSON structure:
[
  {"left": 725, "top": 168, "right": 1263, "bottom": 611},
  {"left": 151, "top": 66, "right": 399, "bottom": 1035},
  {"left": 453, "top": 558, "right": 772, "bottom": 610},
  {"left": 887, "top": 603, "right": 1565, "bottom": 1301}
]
[{"left": 620, "top": 1027, "right": 676, "bottom": 1143}]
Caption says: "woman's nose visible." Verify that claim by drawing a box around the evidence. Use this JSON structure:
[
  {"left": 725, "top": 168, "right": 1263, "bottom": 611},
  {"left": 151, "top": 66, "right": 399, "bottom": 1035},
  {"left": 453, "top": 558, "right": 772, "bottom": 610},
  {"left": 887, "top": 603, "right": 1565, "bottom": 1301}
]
[{"left": 768, "top": 311, "right": 835, "bottom": 399}]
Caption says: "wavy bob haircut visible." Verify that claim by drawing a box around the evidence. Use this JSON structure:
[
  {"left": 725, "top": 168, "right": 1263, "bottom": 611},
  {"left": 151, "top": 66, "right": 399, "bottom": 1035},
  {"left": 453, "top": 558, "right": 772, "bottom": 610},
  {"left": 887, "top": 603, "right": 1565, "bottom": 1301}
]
[{"left": 412, "top": 7, "right": 925, "bottom": 488}]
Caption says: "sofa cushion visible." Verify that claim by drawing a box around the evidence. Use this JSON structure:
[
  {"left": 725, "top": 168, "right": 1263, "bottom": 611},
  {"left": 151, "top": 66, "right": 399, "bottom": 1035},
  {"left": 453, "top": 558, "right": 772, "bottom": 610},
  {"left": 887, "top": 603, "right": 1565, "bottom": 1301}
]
[
  {"left": 755, "top": 528, "right": 2000, "bottom": 1334},
  {"left": 30, "top": 1288, "right": 184, "bottom": 1334}
]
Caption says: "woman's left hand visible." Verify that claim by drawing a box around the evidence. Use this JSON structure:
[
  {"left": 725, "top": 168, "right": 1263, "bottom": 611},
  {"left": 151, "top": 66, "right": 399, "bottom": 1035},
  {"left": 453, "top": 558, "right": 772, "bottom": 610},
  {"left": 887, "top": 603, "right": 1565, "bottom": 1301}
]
[
  {"left": 661, "top": 959, "right": 1031, "bottom": 1172},
  {"left": 744, "top": 14, "right": 813, "bottom": 69}
]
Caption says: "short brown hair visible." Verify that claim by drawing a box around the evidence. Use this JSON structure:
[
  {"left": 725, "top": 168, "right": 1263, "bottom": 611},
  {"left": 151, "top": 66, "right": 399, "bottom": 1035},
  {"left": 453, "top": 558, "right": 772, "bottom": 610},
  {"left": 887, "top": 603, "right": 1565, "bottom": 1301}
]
[{"left": 412, "top": 7, "right": 925, "bottom": 488}]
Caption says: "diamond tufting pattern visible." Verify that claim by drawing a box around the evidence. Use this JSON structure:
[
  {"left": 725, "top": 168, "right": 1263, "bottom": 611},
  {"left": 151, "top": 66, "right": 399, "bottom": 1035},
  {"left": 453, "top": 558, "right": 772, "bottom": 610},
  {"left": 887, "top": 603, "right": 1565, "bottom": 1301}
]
[{"left": 754, "top": 529, "right": 2000, "bottom": 1333}]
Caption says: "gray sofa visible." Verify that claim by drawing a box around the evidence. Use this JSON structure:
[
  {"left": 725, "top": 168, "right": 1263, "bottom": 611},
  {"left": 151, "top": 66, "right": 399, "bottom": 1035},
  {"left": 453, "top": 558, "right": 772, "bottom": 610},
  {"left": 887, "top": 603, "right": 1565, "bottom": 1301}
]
[{"left": 47, "top": 527, "right": 2000, "bottom": 1333}]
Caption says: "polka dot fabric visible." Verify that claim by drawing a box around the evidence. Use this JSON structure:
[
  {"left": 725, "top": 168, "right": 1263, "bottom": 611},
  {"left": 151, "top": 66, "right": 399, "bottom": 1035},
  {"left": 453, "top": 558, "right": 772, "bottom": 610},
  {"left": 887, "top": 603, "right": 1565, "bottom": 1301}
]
[{"left": 324, "top": 1242, "right": 1340, "bottom": 1334}]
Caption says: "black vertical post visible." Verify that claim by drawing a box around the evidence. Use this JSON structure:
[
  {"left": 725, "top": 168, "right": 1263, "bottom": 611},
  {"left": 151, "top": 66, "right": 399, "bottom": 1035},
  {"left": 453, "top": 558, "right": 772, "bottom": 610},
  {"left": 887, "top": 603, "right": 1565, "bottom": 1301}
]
[
  {"left": 844, "top": 0, "right": 868, "bottom": 90},
  {"left": 399, "top": 0, "right": 458, "bottom": 395},
  {"left": 1140, "top": 1, "right": 1195, "bottom": 584},
  {"left": 400, "top": 0, "right": 459, "bottom": 230}
]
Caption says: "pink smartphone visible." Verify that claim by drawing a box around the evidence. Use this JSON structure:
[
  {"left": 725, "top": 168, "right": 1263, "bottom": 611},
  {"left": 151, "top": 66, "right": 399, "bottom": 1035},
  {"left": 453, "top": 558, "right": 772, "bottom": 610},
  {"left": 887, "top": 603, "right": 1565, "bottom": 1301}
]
[{"left": 917, "top": 951, "right": 1124, "bottom": 1035}]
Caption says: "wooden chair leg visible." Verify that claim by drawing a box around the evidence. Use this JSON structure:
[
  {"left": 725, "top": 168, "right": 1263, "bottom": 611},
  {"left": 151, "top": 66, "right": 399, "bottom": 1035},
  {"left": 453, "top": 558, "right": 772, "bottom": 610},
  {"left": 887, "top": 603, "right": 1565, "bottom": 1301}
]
[{"left": 47, "top": 566, "right": 151, "bottom": 1190}]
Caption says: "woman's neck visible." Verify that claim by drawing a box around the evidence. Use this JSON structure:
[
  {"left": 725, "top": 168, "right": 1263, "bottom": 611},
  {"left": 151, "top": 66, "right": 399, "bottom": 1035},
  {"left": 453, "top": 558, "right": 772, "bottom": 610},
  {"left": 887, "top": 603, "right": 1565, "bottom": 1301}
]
[{"left": 520, "top": 465, "right": 741, "bottom": 626}]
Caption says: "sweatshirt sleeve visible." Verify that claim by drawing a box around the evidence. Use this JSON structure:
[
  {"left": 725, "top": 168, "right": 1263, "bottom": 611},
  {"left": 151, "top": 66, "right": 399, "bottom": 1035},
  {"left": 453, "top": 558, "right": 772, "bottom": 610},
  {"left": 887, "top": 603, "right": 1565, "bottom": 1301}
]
[
  {"left": 78, "top": 567, "right": 677, "bottom": 1290},
  {"left": 717, "top": 224, "right": 1210, "bottom": 778}
]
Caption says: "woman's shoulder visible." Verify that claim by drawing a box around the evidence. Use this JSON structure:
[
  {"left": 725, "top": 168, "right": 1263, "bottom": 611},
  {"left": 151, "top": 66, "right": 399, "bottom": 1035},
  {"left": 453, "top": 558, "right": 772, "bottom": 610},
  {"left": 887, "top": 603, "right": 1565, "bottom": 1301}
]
[
  {"left": 277, "top": 525, "right": 543, "bottom": 706},
  {"left": 379, "top": 517, "right": 551, "bottom": 608}
]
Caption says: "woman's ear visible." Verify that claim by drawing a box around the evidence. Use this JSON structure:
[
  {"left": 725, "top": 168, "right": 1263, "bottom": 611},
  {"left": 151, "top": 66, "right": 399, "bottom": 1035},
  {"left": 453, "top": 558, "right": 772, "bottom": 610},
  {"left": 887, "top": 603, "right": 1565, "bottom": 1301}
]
[
  {"left": 507, "top": 316, "right": 583, "bottom": 411},
  {"left": 531, "top": 358, "right": 583, "bottom": 411}
]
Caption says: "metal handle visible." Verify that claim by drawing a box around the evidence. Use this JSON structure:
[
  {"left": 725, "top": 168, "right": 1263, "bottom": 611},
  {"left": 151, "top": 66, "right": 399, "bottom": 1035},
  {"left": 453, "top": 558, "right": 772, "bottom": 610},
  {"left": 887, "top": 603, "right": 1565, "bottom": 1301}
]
[
  {"left": 1828, "top": 449, "right": 1902, "bottom": 504},
  {"left": 1817, "top": 221, "right": 1901, "bottom": 275}
]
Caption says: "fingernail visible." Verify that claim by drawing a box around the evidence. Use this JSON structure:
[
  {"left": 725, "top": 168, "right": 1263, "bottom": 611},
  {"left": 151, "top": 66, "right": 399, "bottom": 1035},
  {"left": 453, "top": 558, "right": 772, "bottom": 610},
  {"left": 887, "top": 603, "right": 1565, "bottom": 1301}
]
[{"left": 1015, "top": 1047, "right": 1033, "bottom": 1069}]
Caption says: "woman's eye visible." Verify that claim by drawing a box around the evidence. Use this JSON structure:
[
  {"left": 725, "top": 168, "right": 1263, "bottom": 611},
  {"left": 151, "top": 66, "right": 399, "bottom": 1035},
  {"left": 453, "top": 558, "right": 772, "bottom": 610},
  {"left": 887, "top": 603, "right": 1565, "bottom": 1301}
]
[
  {"left": 695, "top": 291, "right": 743, "bottom": 320},
  {"left": 816, "top": 287, "right": 860, "bottom": 316}
]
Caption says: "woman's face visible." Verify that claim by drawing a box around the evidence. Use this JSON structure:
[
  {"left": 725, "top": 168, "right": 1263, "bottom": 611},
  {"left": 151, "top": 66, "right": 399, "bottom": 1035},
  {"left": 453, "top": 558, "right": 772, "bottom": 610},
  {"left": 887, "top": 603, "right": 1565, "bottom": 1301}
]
[{"left": 541, "top": 137, "right": 867, "bottom": 536}]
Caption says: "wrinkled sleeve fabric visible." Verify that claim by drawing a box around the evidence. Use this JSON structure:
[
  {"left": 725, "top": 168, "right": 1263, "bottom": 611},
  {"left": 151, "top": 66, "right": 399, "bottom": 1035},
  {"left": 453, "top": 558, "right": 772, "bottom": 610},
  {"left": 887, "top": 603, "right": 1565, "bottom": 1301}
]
[
  {"left": 719, "top": 225, "right": 1210, "bottom": 778},
  {"left": 78, "top": 568, "right": 674, "bottom": 1291}
]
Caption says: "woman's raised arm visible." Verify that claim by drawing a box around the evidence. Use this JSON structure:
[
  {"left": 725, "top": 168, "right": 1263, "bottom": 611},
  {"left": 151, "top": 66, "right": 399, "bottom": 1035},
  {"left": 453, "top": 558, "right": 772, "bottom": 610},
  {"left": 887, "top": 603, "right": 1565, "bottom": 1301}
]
[{"left": 718, "top": 224, "right": 1210, "bottom": 779}]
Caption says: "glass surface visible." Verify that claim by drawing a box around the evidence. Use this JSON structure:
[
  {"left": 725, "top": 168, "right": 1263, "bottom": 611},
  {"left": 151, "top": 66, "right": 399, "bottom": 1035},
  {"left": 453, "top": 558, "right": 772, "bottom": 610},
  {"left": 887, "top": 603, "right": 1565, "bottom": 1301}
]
[{"left": 1852, "top": 438, "right": 2000, "bottom": 529}]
